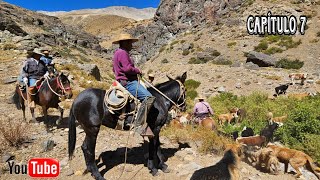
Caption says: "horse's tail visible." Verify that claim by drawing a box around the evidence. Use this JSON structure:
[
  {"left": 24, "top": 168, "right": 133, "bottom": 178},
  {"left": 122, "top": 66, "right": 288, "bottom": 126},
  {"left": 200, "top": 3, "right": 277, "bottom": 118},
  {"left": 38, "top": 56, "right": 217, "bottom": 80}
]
[
  {"left": 68, "top": 107, "right": 76, "bottom": 160},
  {"left": 12, "top": 87, "right": 21, "bottom": 110}
]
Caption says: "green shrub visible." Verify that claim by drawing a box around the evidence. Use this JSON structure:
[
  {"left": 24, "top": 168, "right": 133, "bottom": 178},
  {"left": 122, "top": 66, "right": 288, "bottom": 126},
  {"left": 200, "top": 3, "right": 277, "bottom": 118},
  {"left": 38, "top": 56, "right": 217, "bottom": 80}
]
[
  {"left": 265, "top": 47, "right": 284, "bottom": 54},
  {"left": 185, "top": 79, "right": 201, "bottom": 100},
  {"left": 182, "top": 50, "right": 190, "bottom": 56},
  {"left": 159, "top": 45, "right": 166, "bottom": 53},
  {"left": 254, "top": 41, "right": 268, "bottom": 52},
  {"left": 161, "top": 58, "right": 169, "bottom": 63},
  {"left": 185, "top": 79, "right": 201, "bottom": 90},
  {"left": 211, "top": 50, "right": 221, "bottom": 57},
  {"left": 180, "top": 40, "right": 186, "bottom": 43},
  {"left": 276, "top": 58, "right": 304, "bottom": 69},
  {"left": 188, "top": 57, "right": 208, "bottom": 64},
  {"left": 227, "top": 42, "right": 237, "bottom": 47},
  {"left": 212, "top": 59, "right": 233, "bottom": 65},
  {"left": 170, "top": 40, "right": 180, "bottom": 46},
  {"left": 3, "top": 43, "right": 17, "bottom": 50},
  {"left": 277, "top": 38, "right": 301, "bottom": 49},
  {"left": 186, "top": 90, "right": 198, "bottom": 100}
]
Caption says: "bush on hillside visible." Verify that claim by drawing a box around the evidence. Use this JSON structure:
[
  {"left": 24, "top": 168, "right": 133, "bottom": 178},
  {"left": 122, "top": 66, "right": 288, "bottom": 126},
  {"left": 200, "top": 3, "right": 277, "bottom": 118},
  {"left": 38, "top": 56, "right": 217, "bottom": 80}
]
[
  {"left": 182, "top": 50, "right": 190, "bottom": 56},
  {"left": 276, "top": 58, "right": 304, "bottom": 69},
  {"left": 185, "top": 79, "right": 201, "bottom": 90}
]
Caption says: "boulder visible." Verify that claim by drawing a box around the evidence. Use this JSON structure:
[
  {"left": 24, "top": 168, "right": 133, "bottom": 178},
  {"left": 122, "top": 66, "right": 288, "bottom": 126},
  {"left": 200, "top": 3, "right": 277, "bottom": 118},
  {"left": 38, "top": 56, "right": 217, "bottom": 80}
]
[
  {"left": 2, "top": 153, "right": 15, "bottom": 163},
  {"left": 78, "top": 64, "right": 101, "bottom": 81},
  {"left": 3, "top": 77, "right": 17, "bottom": 84},
  {"left": 42, "top": 140, "right": 55, "bottom": 152},
  {"left": 217, "top": 86, "right": 226, "bottom": 93},
  {"left": 244, "top": 62, "right": 260, "bottom": 70},
  {"left": 246, "top": 51, "right": 277, "bottom": 67}
]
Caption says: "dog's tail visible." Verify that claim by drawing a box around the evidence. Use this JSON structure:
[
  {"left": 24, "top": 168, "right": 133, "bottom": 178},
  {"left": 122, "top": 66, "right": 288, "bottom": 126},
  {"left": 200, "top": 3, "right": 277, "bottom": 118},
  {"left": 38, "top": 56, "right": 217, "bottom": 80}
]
[{"left": 305, "top": 155, "right": 320, "bottom": 179}]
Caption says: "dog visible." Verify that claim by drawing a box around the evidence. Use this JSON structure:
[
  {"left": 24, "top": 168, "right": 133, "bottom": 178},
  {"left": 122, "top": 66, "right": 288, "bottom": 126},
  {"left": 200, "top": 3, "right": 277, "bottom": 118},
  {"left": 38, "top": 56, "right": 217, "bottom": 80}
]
[
  {"left": 267, "top": 144, "right": 320, "bottom": 179},
  {"left": 241, "top": 126, "right": 254, "bottom": 137},
  {"left": 190, "top": 144, "right": 241, "bottom": 180},
  {"left": 275, "top": 84, "right": 290, "bottom": 96}
]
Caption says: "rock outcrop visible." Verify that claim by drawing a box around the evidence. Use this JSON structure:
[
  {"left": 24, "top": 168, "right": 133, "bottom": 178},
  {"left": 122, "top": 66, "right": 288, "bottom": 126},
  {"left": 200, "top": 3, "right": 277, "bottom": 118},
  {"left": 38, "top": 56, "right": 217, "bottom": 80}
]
[
  {"left": 0, "top": 2, "right": 101, "bottom": 51},
  {"left": 129, "top": 0, "right": 244, "bottom": 62},
  {"left": 246, "top": 51, "right": 277, "bottom": 67}
]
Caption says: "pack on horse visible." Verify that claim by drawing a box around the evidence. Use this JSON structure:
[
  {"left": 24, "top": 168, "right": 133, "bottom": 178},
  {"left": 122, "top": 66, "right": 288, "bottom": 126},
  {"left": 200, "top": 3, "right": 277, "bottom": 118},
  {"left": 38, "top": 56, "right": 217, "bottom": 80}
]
[
  {"left": 68, "top": 72, "right": 187, "bottom": 180},
  {"left": 12, "top": 72, "right": 73, "bottom": 129}
]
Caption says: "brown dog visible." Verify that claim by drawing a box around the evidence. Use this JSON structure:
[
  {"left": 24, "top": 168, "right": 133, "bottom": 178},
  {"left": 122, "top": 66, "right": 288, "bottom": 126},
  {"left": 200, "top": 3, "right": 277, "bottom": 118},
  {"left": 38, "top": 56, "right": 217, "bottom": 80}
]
[{"left": 267, "top": 144, "right": 320, "bottom": 179}]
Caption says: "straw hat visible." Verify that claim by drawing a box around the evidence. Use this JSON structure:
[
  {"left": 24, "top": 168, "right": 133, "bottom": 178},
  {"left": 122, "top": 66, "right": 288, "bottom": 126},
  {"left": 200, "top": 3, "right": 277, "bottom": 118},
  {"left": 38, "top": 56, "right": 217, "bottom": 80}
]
[
  {"left": 196, "top": 96, "right": 205, "bottom": 100},
  {"left": 112, "top": 33, "right": 138, "bottom": 44},
  {"left": 32, "top": 48, "right": 44, "bottom": 56},
  {"left": 148, "top": 73, "right": 155, "bottom": 78}
]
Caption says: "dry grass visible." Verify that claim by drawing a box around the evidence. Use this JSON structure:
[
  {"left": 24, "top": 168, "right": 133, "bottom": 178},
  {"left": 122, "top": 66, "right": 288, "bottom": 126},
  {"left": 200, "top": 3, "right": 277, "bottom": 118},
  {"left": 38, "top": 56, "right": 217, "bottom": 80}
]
[
  {"left": 0, "top": 117, "right": 29, "bottom": 149},
  {"left": 161, "top": 125, "right": 232, "bottom": 155}
]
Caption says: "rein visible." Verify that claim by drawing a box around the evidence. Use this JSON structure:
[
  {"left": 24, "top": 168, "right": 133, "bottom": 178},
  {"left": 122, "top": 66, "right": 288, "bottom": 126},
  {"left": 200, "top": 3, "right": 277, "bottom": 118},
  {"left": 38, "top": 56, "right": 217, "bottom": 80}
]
[
  {"left": 46, "top": 75, "right": 71, "bottom": 97},
  {"left": 142, "top": 77, "right": 186, "bottom": 110}
]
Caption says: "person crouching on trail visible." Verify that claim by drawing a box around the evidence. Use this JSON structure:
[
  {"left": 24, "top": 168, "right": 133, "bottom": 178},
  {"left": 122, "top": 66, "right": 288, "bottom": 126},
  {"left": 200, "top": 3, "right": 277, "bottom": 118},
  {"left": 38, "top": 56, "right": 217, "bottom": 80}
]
[
  {"left": 112, "top": 33, "right": 155, "bottom": 135},
  {"left": 193, "top": 96, "right": 214, "bottom": 124},
  {"left": 21, "top": 48, "right": 50, "bottom": 109}
]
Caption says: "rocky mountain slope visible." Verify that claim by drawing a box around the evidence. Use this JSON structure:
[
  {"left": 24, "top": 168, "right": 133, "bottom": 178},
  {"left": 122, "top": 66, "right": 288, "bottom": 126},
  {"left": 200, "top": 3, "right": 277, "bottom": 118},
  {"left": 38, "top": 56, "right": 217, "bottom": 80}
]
[
  {"left": 0, "top": 2, "right": 101, "bottom": 51},
  {"left": 39, "top": 6, "right": 156, "bottom": 21}
]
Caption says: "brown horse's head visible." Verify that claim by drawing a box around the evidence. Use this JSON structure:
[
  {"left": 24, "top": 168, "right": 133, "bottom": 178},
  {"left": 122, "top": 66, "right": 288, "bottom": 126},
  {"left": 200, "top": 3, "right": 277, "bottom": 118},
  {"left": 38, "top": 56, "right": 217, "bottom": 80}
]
[{"left": 57, "top": 72, "right": 73, "bottom": 99}]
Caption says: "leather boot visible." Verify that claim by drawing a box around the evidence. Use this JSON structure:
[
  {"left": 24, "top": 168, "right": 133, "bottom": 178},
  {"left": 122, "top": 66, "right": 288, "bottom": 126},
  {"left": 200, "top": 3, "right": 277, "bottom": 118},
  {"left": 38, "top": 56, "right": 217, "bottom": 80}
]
[
  {"left": 28, "top": 87, "right": 36, "bottom": 108},
  {"left": 134, "top": 96, "right": 155, "bottom": 136}
]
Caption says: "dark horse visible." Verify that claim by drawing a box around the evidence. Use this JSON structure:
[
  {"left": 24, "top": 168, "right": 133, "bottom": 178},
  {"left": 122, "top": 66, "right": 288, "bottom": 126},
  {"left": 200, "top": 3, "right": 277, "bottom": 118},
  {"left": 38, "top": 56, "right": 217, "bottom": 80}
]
[
  {"left": 12, "top": 73, "right": 73, "bottom": 128},
  {"left": 68, "top": 72, "right": 187, "bottom": 180}
]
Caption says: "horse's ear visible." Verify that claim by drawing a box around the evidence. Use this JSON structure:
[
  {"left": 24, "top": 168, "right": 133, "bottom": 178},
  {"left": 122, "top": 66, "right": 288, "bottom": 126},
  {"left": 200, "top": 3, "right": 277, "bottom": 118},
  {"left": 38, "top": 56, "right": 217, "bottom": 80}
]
[
  {"left": 180, "top": 72, "right": 187, "bottom": 84},
  {"left": 166, "top": 74, "right": 173, "bottom": 81}
]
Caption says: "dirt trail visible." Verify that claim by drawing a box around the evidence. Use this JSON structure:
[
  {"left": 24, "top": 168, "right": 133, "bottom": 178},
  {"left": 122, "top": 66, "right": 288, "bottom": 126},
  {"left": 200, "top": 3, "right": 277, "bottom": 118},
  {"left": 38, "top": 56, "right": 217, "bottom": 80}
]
[{"left": 0, "top": 58, "right": 318, "bottom": 180}]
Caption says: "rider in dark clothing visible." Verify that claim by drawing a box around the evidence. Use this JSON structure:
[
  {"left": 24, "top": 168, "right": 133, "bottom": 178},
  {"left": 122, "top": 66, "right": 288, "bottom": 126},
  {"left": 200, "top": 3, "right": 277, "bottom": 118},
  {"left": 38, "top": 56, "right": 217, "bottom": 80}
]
[{"left": 21, "top": 48, "right": 49, "bottom": 109}]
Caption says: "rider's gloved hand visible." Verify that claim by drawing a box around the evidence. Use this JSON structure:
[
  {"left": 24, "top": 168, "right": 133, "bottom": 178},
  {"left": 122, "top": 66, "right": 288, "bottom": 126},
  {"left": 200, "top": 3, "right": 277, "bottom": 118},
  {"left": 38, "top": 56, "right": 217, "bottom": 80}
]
[
  {"left": 23, "top": 77, "right": 28, "bottom": 84},
  {"left": 44, "top": 72, "right": 50, "bottom": 79}
]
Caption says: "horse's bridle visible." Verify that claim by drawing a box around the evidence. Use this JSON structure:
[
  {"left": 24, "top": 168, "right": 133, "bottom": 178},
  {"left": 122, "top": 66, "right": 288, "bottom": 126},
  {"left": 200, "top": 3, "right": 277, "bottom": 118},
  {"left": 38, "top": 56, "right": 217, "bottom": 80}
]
[
  {"left": 47, "top": 74, "right": 71, "bottom": 98},
  {"left": 175, "top": 80, "right": 187, "bottom": 110}
]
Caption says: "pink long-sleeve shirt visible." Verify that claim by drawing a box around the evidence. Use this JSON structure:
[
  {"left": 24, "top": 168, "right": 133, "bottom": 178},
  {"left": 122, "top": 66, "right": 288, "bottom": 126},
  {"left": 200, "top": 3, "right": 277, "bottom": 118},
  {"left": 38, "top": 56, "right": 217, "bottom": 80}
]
[
  {"left": 113, "top": 48, "right": 141, "bottom": 81},
  {"left": 193, "top": 102, "right": 214, "bottom": 115}
]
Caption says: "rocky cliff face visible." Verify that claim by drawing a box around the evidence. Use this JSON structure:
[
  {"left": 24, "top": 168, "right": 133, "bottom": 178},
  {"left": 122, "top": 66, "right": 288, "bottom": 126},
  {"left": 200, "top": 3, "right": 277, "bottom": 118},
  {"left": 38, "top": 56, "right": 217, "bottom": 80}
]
[
  {"left": 0, "top": 2, "right": 101, "bottom": 51},
  {"left": 129, "top": 0, "right": 243, "bottom": 62}
]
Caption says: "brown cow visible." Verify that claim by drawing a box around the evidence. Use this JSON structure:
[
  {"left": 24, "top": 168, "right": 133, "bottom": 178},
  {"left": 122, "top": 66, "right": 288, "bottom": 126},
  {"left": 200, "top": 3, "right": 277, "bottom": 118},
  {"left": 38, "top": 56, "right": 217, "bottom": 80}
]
[{"left": 289, "top": 73, "right": 307, "bottom": 85}]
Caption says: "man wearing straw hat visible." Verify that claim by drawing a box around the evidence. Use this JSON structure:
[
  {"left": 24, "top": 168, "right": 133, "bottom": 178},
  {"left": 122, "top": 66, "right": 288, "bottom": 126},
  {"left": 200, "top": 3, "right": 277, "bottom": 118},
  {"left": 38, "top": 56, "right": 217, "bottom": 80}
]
[
  {"left": 112, "top": 33, "right": 155, "bottom": 135},
  {"left": 193, "top": 96, "right": 214, "bottom": 123},
  {"left": 21, "top": 48, "right": 50, "bottom": 109}
]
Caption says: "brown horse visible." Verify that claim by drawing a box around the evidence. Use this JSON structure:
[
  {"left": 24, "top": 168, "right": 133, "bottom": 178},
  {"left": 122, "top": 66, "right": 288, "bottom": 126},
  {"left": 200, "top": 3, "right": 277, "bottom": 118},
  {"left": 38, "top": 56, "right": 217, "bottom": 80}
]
[
  {"left": 200, "top": 117, "right": 217, "bottom": 130},
  {"left": 12, "top": 73, "right": 72, "bottom": 129}
]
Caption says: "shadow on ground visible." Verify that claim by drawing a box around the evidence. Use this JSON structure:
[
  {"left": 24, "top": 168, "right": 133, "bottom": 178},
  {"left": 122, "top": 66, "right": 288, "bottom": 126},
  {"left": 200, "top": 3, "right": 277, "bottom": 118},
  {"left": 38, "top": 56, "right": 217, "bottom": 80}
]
[{"left": 97, "top": 142, "right": 190, "bottom": 176}]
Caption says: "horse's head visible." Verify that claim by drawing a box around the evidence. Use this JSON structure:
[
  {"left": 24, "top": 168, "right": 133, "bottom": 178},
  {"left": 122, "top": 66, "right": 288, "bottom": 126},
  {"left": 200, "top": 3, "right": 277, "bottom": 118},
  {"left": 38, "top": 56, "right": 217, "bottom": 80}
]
[
  {"left": 57, "top": 72, "right": 73, "bottom": 99},
  {"left": 164, "top": 72, "right": 187, "bottom": 112}
]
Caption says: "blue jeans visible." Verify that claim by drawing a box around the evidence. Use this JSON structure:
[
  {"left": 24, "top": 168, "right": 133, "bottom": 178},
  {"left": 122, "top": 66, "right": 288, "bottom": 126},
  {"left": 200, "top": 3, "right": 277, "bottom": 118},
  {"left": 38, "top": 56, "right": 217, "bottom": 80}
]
[
  {"left": 18, "top": 76, "right": 37, "bottom": 87},
  {"left": 125, "top": 80, "right": 152, "bottom": 102}
]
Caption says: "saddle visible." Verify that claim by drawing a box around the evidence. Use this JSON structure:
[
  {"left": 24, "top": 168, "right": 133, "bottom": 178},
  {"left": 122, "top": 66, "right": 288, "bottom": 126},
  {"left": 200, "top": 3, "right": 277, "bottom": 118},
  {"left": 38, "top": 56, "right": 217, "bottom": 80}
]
[{"left": 104, "top": 81, "right": 140, "bottom": 130}]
